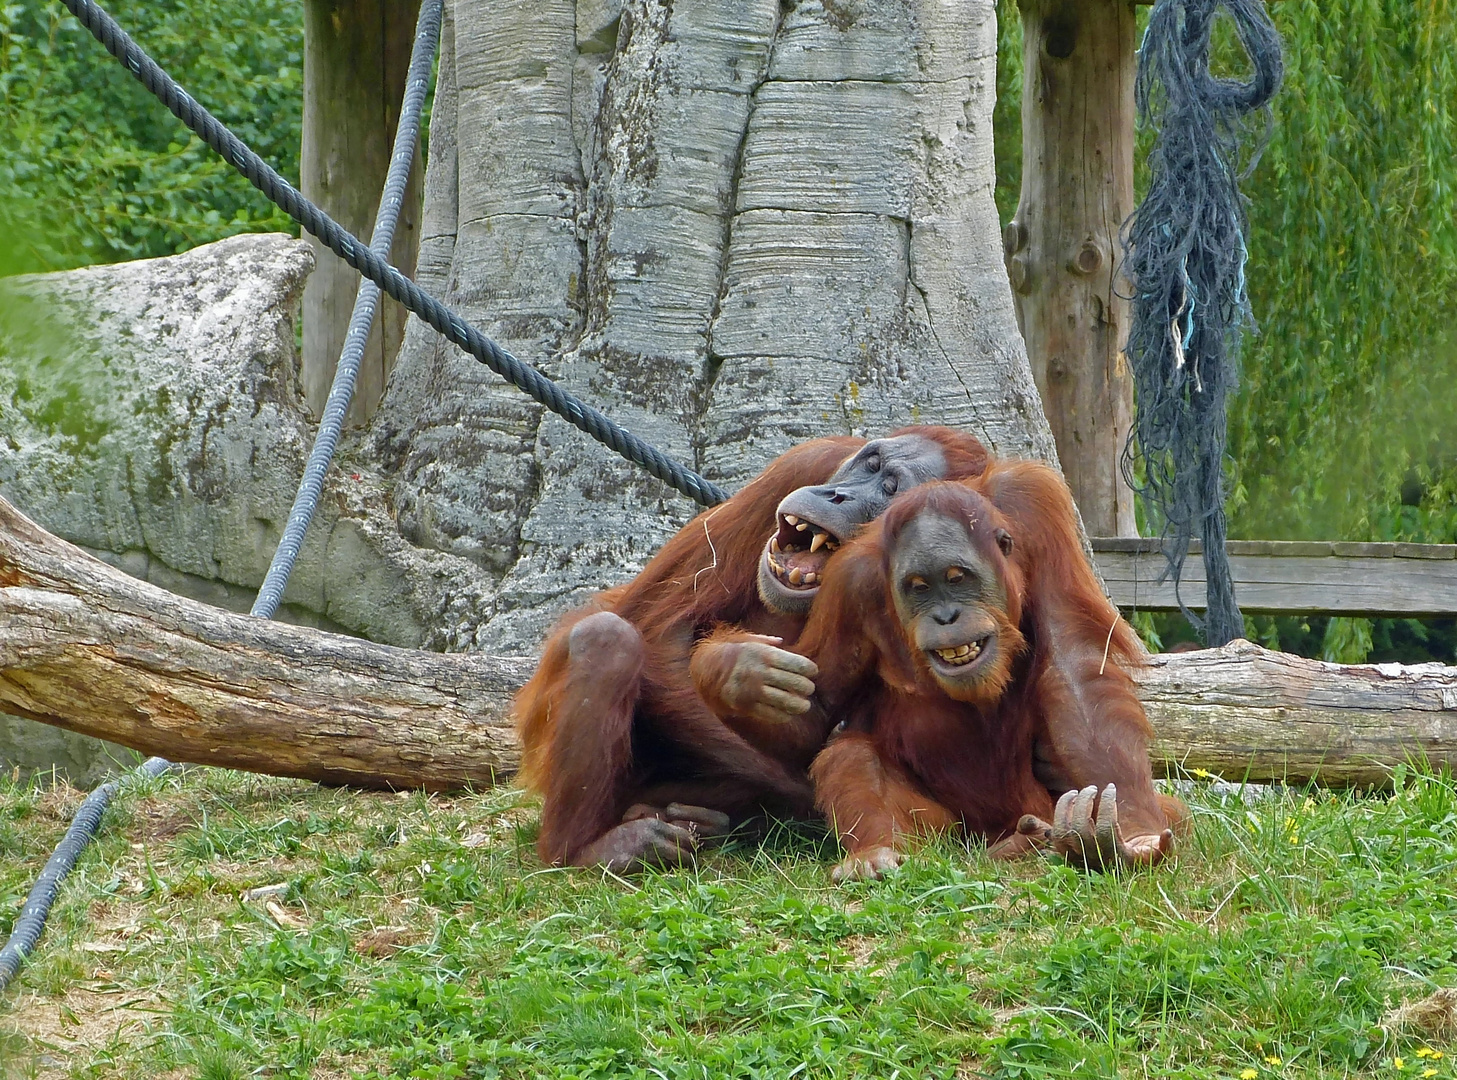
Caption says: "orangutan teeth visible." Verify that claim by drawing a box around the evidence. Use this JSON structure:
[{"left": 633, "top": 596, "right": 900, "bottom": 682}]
[
  {"left": 934, "top": 641, "right": 984, "bottom": 666},
  {"left": 770, "top": 537, "right": 782, "bottom": 553},
  {"left": 796, "top": 522, "right": 809, "bottom": 532},
  {"left": 803, "top": 571, "right": 818, "bottom": 584},
  {"left": 810, "top": 531, "right": 827, "bottom": 553},
  {"left": 784, "top": 514, "right": 800, "bottom": 526},
  {"left": 788, "top": 568, "right": 805, "bottom": 585}
]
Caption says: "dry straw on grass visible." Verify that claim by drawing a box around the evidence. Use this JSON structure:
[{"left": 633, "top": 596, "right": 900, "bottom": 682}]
[{"left": 1384, "top": 988, "right": 1457, "bottom": 1039}]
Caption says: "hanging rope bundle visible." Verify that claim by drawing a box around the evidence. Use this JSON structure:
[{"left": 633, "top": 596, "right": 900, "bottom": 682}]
[{"left": 1121, "top": 0, "right": 1283, "bottom": 644}]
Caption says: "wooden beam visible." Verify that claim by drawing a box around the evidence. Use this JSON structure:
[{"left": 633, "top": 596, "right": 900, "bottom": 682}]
[
  {"left": 1093, "top": 538, "right": 1457, "bottom": 616},
  {"left": 2, "top": 497, "right": 1454, "bottom": 792},
  {"left": 301, "top": 0, "right": 423, "bottom": 426},
  {"left": 1008, "top": 0, "right": 1137, "bottom": 537}
]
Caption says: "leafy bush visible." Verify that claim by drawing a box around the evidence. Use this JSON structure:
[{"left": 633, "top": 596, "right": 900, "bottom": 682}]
[{"left": 0, "top": 0, "right": 302, "bottom": 274}]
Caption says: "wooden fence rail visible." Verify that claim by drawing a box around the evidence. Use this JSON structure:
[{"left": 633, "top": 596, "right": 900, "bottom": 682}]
[{"left": 1094, "top": 538, "right": 1457, "bottom": 616}]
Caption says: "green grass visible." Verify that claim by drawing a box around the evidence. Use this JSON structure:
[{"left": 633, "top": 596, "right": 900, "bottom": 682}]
[{"left": 2, "top": 766, "right": 1457, "bottom": 1079}]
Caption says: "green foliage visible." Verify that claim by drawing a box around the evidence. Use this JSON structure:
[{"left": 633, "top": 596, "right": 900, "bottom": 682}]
[
  {"left": 0, "top": 0, "right": 302, "bottom": 275},
  {"left": 1227, "top": 3, "right": 1457, "bottom": 547},
  {"left": 996, "top": 2, "right": 1457, "bottom": 552}
]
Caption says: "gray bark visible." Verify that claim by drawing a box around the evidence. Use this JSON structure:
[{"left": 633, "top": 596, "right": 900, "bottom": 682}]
[
  {"left": 2, "top": 0, "right": 1054, "bottom": 665},
  {"left": 372, "top": 0, "right": 1057, "bottom": 653}
]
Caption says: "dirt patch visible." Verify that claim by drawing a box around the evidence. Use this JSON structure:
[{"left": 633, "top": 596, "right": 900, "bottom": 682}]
[
  {"left": 353, "top": 926, "right": 419, "bottom": 958},
  {"left": 3, "top": 986, "right": 163, "bottom": 1071},
  {"left": 1385, "top": 987, "right": 1457, "bottom": 1040},
  {"left": 132, "top": 796, "right": 196, "bottom": 844},
  {"left": 33, "top": 782, "right": 85, "bottom": 822},
  {"left": 840, "top": 934, "right": 881, "bottom": 969}
]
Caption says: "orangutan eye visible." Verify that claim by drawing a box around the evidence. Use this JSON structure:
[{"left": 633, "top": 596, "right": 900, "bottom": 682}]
[
  {"left": 906, "top": 575, "right": 929, "bottom": 594},
  {"left": 946, "top": 567, "right": 965, "bottom": 584},
  {"left": 864, "top": 453, "right": 881, "bottom": 473},
  {"left": 882, "top": 473, "right": 898, "bottom": 495}
]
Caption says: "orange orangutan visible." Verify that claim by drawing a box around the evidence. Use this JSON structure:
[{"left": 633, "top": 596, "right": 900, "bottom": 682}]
[{"left": 513, "top": 428, "right": 992, "bottom": 872}]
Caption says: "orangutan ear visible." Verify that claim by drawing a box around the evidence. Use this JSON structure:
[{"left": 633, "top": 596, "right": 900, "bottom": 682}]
[{"left": 995, "top": 528, "right": 1014, "bottom": 556}]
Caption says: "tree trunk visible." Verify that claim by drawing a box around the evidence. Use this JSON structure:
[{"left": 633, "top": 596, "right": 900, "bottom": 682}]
[
  {"left": 1138, "top": 643, "right": 1457, "bottom": 787},
  {"left": 1008, "top": 0, "right": 1137, "bottom": 536},
  {"left": 367, "top": 0, "right": 1061, "bottom": 653},
  {"left": 4, "top": 496, "right": 1456, "bottom": 792},
  {"left": 301, "top": 0, "right": 424, "bottom": 427}
]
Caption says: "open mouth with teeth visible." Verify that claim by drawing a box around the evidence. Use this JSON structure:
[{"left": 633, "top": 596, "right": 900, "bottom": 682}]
[
  {"left": 763, "top": 512, "right": 842, "bottom": 590},
  {"left": 928, "top": 636, "right": 992, "bottom": 672}
]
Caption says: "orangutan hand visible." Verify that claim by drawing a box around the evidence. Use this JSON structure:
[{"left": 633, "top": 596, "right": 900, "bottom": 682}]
[
  {"left": 692, "top": 634, "right": 819, "bottom": 724},
  {"left": 1017, "top": 784, "right": 1173, "bottom": 871}
]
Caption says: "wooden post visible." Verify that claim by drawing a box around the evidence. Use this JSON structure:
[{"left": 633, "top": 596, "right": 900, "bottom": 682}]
[
  {"left": 301, "top": 0, "right": 424, "bottom": 427},
  {"left": 1006, "top": 0, "right": 1137, "bottom": 536}
]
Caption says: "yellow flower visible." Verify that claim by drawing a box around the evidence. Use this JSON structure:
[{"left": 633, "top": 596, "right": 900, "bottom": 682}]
[
  {"left": 1265, "top": 1057, "right": 1282, "bottom": 1066},
  {"left": 1434, "top": 1051, "right": 1445, "bottom": 1060},
  {"left": 1240, "top": 1070, "right": 1258, "bottom": 1080},
  {"left": 1422, "top": 1069, "right": 1437, "bottom": 1078},
  {"left": 1417, "top": 1049, "right": 1433, "bottom": 1059},
  {"left": 1396, "top": 1058, "right": 1406, "bottom": 1070}
]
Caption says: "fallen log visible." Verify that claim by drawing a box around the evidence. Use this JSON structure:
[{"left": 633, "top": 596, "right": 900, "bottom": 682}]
[
  {"left": 4, "top": 495, "right": 1457, "bottom": 789},
  {"left": 0, "top": 496, "right": 530, "bottom": 790}
]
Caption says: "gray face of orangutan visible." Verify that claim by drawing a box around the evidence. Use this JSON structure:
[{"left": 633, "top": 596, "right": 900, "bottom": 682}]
[
  {"left": 889, "top": 513, "right": 1020, "bottom": 703},
  {"left": 758, "top": 435, "right": 949, "bottom": 615}
]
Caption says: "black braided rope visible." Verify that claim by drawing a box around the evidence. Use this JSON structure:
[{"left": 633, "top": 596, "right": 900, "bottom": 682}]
[
  {"left": 1120, "top": 0, "right": 1282, "bottom": 644},
  {"left": 59, "top": 0, "right": 728, "bottom": 508}
]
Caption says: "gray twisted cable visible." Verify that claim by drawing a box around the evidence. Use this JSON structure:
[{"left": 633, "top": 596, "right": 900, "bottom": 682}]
[
  {"left": 252, "top": 0, "right": 442, "bottom": 620},
  {"left": 59, "top": 0, "right": 729, "bottom": 508},
  {"left": 0, "top": 758, "right": 173, "bottom": 994}
]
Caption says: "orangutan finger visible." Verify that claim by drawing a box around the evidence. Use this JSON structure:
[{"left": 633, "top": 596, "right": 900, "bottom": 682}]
[
  {"left": 988, "top": 831, "right": 1046, "bottom": 860},
  {"left": 1094, "top": 783, "right": 1121, "bottom": 864},
  {"left": 761, "top": 668, "right": 817, "bottom": 697},
  {"left": 1070, "top": 785, "right": 1100, "bottom": 834},
  {"left": 765, "top": 648, "right": 819, "bottom": 680},
  {"left": 1120, "top": 829, "right": 1176, "bottom": 866},
  {"left": 663, "top": 804, "right": 732, "bottom": 834},
  {"left": 1050, "top": 788, "right": 1079, "bottom": 837},
  {"left": 831, "top": 845, "right": 904, "bottom": 883},
  {"left": 592, "top": 817, "right": 699, "bottom": 874},
  {"left": 757, "top": 686, "right": 812, "bottom": 716},
  {"left": 639, "top": 820, "right": 699, "bottom": 866},
  {"left": 1017, "top": 814, "right": 1053, "bottom": 839}
]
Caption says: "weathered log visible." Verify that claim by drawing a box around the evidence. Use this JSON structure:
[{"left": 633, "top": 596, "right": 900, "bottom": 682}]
[
  {"left": 1139, "top": 644, "right": 1457, "bottom": 787},
  {"left": 0, "top": 496, "right": 528, "bottom": 791},
  {"left": 4, "top": 494, "right": 1457, "bottom": 790}
]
